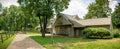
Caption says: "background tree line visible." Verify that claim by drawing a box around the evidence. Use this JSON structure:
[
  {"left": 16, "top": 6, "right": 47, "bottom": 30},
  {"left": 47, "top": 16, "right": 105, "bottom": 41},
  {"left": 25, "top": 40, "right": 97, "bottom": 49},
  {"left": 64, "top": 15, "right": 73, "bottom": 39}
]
[
  {"left": 0, "top": 0, "right": 70, "bottom": 37},
  {"left": 17, "top": 0, "right": 70, "bottom": 37},
  {"left": 0, "top": 0, "right": 120, "bottom": 37},
  {"left": 85, "top": 0, "right": 120, "bottom": 29},
  {"left": 0, "top": 5, "right": 39, "bottom": 32}
]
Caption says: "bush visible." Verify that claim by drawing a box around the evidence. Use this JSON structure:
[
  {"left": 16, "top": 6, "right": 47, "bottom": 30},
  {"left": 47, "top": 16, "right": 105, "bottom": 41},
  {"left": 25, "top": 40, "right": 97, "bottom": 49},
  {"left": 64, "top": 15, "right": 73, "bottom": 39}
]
[
  {"left": 0, "top": 30, "right": 7, "bottom": 33},
  {"left": 82, "top": 27, "right": 111, "bottom": 39},
  {"left": 82, "top": 28, "right": 96, "bottom": 37},
  {"left": 112, "top": 29, "right": 120, "bottom": 38}
]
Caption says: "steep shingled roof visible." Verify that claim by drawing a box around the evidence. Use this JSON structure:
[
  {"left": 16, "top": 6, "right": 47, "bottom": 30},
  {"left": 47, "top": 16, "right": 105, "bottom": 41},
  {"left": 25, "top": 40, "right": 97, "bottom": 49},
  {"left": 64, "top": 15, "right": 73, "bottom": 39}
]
[
  {"left": 50, "top": 14, "right": 111, "bottom": 28},
  {"left": 61, "top": 14, "right": 111, "bottom": 27},
  {"left": 78, "top": 18, "right": 111, "bottom": 26}
]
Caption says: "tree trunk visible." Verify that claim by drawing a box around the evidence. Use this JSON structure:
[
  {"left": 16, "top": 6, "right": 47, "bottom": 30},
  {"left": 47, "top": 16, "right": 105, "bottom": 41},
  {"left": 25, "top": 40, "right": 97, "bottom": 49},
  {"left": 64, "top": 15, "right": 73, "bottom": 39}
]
[
  {"left": 24, "top": 18, "right": 27, "bottom": 34},
  {"left": 39, "top": 16, "right": 45, "bottom": 37},
  {"left": 42, "top": 28, "right": 45, "bottom": 37}
]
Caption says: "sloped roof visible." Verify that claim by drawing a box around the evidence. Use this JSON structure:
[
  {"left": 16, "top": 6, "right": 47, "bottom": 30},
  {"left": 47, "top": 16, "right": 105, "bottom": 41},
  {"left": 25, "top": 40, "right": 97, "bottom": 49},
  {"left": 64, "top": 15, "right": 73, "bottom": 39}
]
[
  {"left": 78, "top": 18, "right": 111, "bottom": 26},
  {"left": 49, "top": 14, "right": 111, "bottom": 28},
  {"left": 62, "top": 14, "right": 84, "bottom": 27},
  {"left": 60, "top": 14, "right": 111, "bottom": 27}
]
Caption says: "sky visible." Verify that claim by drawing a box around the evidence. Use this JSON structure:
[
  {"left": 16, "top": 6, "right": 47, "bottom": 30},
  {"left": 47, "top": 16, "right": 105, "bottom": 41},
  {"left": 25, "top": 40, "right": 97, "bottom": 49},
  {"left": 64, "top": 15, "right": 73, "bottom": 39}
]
[
  {"left": 62, "top": 0, "right": 118, "bottom": 18},
  {"left": 0, "top": 0, "right": 119, "bottom": 18}
]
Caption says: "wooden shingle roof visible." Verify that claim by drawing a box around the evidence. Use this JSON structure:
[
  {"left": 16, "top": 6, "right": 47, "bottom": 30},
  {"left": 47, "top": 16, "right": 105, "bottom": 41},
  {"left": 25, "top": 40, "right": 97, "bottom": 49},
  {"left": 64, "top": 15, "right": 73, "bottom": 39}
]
[
  {"left": 78, "top": 18, "right": 111, "bottom": 27},
  {"left": 61, "top": 14, "right": 111, "bottom": 27}
]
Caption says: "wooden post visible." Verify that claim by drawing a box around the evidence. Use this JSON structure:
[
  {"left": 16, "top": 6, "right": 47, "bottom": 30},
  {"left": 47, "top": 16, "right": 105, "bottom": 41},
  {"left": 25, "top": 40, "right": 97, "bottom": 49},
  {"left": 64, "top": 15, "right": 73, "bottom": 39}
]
[
  {"left": 110, "top": 18, "right": 113, "bottom": 38},
  {"left": 51, "top": 31, "right": 54, "bottom": 44},
  {"left": 51, "top": 24, "right": 54, "bottom": 44},
  {"left": 5, "top": 33, "right": 8, "bottom": 39},
  {"left": 1, "top": 34, "right": 3, "bottom": 43},
  {"left": 9, "top": 33, "right": 10, "bottom": 38}
]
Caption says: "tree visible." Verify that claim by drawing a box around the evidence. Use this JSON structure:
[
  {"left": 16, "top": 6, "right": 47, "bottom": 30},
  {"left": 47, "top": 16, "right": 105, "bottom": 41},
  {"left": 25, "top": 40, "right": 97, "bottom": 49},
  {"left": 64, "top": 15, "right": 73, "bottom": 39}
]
[
  {"left": 0, "top": 5, "right": 39, "bottom": 32},
  {"left": 112, "top": 3, "right": 120, "bottom": 29},
  {"left": 18, "top": 0, "right": 70, "bottom": 37},
  {"left": 0, "top": 8, "right": 10, "bottom": 30},
  {"left": 85, "top": 0, "right": 111, "bottom": 19}
]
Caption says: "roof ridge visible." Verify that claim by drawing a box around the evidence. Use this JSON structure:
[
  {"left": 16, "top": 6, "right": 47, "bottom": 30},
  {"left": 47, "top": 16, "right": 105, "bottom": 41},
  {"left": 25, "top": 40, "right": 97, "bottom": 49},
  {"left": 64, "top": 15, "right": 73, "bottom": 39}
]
[{"left": 82, "top": 17, "right": 111, "bottom": 20}]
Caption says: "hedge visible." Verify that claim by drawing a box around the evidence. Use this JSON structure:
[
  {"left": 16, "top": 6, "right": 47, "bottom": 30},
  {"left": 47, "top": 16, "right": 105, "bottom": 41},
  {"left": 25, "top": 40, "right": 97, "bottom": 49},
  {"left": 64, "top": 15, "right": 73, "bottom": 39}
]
[
  {"left": 82, "top": 27, "right": 111, "bottom": 39},
  {"left": 112, "top": 29, "right": 120, "bottom": 38}
]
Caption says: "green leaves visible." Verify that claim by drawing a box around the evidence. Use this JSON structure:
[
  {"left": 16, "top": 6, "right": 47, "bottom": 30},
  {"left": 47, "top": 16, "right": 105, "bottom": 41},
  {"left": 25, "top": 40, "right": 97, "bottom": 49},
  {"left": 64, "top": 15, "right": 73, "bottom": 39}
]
[
  {"left": 82, "top": 27, "right": 111, "bottom": 38},
  {"left": 18, "top": 0, "right": 70, "bottom": 37},
  {"left": 112, "top": 3, "right": 120, "bottom": 28},
  {"left": 85, "top": 0, "right": 111, "bottom": 19},
  {"left": 112, "top": 29, "right": 120, "bottom": 38},
  {"left": 0, "top": 5, "right": 39, "bottom": 31},
  {"left": 18, "top": 0, "right": 70, "bottom": 16}
]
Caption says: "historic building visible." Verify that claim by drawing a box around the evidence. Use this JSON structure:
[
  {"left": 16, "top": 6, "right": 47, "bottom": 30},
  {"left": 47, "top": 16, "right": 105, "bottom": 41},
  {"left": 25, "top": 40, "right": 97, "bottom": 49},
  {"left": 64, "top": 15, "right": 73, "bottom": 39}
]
[{"left": 48, "top": 14, "right": 112, "bottom": 37}]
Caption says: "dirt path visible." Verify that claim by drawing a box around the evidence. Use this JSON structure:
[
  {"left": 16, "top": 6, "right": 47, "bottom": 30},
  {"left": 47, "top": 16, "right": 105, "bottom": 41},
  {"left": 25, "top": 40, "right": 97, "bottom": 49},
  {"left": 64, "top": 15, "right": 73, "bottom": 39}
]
[{"left": 7, "top": 33, "right": 46, "bottom": 49}]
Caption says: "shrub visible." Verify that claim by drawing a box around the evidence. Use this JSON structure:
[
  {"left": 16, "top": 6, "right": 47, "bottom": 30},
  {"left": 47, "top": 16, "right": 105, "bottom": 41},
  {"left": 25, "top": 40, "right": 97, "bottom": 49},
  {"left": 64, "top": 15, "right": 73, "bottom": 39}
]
[
  {"left": 82, "top": 28, "right": 97, "bottom": 37},
  {"left": 82, "top": 27, "right": 111, "bottom": 38},
  {"left": 112, "top": 29, "right": 120, "bottom": 38},
  {"left": 97, "top": 28, "right": 111, "bottom": 38},
  {"left": 0, "top": 30, "right": 7, "bottom": 33}
]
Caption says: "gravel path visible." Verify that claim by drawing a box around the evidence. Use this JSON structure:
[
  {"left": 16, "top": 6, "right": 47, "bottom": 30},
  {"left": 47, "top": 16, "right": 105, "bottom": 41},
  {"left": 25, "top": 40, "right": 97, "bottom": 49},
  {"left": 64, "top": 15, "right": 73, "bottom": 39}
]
[{"left": 7, "top": 34, "right": 46, "bottom": 49}]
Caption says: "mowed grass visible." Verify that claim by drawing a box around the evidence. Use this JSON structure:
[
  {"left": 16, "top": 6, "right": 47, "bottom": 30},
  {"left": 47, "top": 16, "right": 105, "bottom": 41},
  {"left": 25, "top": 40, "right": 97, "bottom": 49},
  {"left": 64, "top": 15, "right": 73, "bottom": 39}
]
[
  {"left": 30, "top": 36, "right": 120, "bottom": 49},
  {"left": 26, "top": 30, "right": 40, "bottom": 35},
  {"left": 0, "top": 35, "right": 15, "bottom": 49}
]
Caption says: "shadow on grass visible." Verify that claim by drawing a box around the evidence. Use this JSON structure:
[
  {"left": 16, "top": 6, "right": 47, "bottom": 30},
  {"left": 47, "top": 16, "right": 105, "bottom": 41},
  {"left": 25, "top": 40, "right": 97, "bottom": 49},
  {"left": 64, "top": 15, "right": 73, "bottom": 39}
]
[{"left": 30, "top": 36, "right": 98, "bottom": 45}]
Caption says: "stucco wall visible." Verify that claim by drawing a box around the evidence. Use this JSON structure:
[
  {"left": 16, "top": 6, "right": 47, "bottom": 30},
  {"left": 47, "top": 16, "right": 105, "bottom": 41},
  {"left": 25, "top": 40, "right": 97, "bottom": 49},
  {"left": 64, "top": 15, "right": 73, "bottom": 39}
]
[
  {"left": 55, "top": 26, "right": 70, "bottom": 35},
  {"left": 74, "top": 28, "right": 84, "bottom": 37},
  {"left": 54, "top": 25, "right": 110, "bottom": 37}
]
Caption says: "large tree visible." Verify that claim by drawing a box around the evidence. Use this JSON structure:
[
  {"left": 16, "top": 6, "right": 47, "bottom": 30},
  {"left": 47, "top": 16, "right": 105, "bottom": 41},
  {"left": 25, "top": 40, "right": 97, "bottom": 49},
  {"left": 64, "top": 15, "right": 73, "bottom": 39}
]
[
  {"left": 112, "top": 3, "right": 120, "bottom": 28},
  {"left": 18, "top": 0, "right": 70, "bottom": 37},
  {"left": 85, "top": 0, "right": 111, "bottom": 19},
  {"left": 0, "top": 6, "right": 21, "bottom": 31},
  {"left": 0, "top": 5, "right": 39, "bottom": 31}
]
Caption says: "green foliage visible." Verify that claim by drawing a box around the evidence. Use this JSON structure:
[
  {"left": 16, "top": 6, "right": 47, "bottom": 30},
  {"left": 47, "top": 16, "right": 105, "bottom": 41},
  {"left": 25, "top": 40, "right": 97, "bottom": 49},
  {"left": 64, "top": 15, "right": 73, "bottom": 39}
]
[
  {"left": 82, "top": 28, "right": 96, "bottom": 37},
  {"left": 112, "top": 29, "right": 120, "bottom": 38},
  {"left": 18, "top": 0, "right": 70, "bottom": 37},
  {"left": 112, "top": 3, "right": 120, "bottom": 28},
  {"left": 0, "top": 6, "right": 23, "bottom": 31},
  {"left": 26, "top": 30, "right": 40, "bottom": 35},
  {"left": 0, "top": 35, "right": 15, "bottom": 49},
  {"left": 0, "top": 5, "right": 39, "bottom": 31},
  {"left": 0, "top": 30, "right": 5, "bottom": 33},
  {"left": 97, "top": 28, "right": 111, "bottom": 36},
  {"left": 85, "top": 0, "right": 111, "bottom": 19},
  {"left": 82, "top": 27, "right": 111, "bottom": 38},
  {"left": 30, "top": 36, "right": 96, "bottom": 45}
]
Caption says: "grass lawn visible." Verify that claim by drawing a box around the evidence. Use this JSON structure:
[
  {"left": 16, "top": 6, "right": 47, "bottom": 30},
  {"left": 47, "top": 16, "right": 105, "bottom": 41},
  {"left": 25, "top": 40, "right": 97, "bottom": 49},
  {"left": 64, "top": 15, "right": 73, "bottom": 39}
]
[
  {"left": 0, "top": 35, "right": 15, "bottom": 49},
  {"left": 26, "top": 30, "right": 40, "bottom": 35},
  {"left": 30, "top": 36, "right": 120, "bottom": 49}
]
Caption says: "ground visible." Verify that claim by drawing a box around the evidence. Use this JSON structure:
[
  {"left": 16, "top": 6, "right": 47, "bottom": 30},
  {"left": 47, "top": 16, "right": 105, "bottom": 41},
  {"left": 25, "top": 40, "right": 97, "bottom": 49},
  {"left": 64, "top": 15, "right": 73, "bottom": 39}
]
[
  {"left": 7, "top": 33, "right": 46, "bottom": 49},
  {"left": 0, "top": 35, "right": 15, "bottom": 49},
  {"left": 29, "top": 35, "right": 120, "bottom": 49},
  {"left": 3, "top": 31, "right": 120, "bottom": 49}
]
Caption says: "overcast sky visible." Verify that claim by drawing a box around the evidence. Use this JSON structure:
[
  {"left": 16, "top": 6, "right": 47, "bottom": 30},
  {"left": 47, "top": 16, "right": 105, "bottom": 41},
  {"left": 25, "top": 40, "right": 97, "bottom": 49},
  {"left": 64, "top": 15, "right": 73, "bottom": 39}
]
[{"left": 0, "top": 0, "right": 119, "bottom": 18}]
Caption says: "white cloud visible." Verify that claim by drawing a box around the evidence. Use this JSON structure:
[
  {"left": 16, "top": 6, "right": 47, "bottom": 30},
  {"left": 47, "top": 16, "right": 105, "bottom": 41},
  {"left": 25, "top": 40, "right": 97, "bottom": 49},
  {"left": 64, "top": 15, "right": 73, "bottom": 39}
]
[
  {"left": 62, "top": 0, "right": 118, "bottom": 18},
  {"left": 0, "top": 0, "right": 118, "bottom": 18},
  {"left": 0, "top": 0, "right": 19, "bottom": 7},
  {"left": 62, "top": 0, "right": 95, "bottom": 18},
  {"left": 109, "top": 0, "right": 118, "bottom": 12}
]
